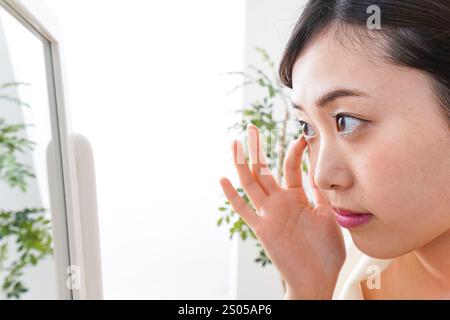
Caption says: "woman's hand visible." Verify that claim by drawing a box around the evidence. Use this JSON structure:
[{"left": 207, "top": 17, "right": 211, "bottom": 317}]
[{"left": 219, "top": 124, "right": 346, "bottom": 299}]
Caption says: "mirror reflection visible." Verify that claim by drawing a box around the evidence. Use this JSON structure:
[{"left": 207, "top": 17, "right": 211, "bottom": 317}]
[{"left": 0, "top": 4, "right": 62, "bottom": 299}]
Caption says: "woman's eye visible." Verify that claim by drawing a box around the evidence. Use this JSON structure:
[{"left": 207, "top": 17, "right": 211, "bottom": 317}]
[
  {"left": 335, "top": 114, "right": 366, "bottom": 136},
  {"left": 297, "top": 120, "right": 316, "bottom": 138},
  {"left": 296, "top": 114, "right": 367, "bottom": 140}
]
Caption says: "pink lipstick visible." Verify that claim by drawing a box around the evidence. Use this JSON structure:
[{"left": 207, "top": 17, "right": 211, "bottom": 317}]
[{"left": 332, "top": 207, "right": 373, "bottom": 229}]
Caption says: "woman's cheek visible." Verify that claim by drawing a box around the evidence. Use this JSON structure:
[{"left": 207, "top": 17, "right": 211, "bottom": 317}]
[
  {"left": 359, "top": 135, "right": 429, "bottom": 226},
  {"left": 356, "top": 143, "right": 417, "bottom": 222}
]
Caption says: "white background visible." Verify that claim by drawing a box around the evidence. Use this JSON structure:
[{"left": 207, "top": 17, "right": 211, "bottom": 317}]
[{"left": 44, "top": 0, "right": 246, "bottom": 299}]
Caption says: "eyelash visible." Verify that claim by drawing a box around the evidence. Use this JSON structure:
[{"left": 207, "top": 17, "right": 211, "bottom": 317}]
[{"left": 295, "top": 112, "right": 369, "bottom": 140}]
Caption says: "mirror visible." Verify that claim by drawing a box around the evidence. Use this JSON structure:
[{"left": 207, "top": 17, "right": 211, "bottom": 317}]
[{"left": 0, "top": 2, "right": 70, "bottom": 299}]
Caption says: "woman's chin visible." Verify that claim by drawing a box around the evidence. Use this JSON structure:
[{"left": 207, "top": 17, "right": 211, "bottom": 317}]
[{"left": 349, "top": 232, "right": 410, "bottom": 260}]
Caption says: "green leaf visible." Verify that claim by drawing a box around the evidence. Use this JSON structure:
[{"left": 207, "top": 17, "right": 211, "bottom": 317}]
[
  {"left": 302, "top": 161, "right": 308, "bottom": 174},
  {"left": 268, "top": 86, "right": 276, "bottom": 98}
]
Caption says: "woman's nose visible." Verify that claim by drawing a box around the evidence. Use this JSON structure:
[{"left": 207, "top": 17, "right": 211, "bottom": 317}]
[{"left": 310, "top": 141, "right": 353, "bottom": 191}]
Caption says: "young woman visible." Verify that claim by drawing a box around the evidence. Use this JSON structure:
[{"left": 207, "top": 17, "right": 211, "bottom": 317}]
[{"left": 219, "top": 0, "right": 450, "bottom": 299}]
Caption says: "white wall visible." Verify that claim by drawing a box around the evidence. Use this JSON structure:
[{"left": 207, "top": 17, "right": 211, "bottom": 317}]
[{"left": 44, "top": 0, "right": 246, "bottom": 299}]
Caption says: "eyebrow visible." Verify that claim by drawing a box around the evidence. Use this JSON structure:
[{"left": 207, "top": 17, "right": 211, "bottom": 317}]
[{"left": 291, "top": 88, "right": 369, "bottom": 112}]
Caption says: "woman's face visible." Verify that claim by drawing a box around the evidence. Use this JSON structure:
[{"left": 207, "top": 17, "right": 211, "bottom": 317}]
[{"left": 291, "top": 28, "right": 450, "bottom": 259}]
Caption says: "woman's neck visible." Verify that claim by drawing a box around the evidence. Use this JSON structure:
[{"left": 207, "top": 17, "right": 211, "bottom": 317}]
[
  {"left": 412, "top": 228, "right": 450, "bottom": 288},
  {"left": 362, "top": 229, "right": 450, "bottom": 299}
]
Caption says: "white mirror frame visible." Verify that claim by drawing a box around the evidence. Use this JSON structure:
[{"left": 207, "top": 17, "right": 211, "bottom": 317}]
[{"left": 0, "top": 0, "right": 102, "bottom": 299}]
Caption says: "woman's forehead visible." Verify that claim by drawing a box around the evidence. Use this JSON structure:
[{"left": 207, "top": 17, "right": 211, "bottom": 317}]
[
  {"left": 290, "top": 32, "right": 419, "bottom": 107},
  {"left": 291, "top": 32, "right": 384, "bottom": 88}
]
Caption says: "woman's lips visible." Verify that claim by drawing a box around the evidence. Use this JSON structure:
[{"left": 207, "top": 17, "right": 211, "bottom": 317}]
[{"left": 332, "top": 207, "right": 374, "bottom": 229}]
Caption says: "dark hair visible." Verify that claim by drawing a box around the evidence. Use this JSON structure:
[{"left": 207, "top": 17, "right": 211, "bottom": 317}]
[{"left": 278, "top": 0, "right": 450, "bottom": 124}]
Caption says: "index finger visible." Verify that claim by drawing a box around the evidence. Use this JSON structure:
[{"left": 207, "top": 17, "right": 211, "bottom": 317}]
[
  {"left": 232, "top": 140, "right": 267, "bottom": 211},
  {"left": 283, "top": 135, "right": 308, "bottom": 189}
]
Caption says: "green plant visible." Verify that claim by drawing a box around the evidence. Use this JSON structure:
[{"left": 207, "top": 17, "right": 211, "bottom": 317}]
[
  {"left": 216, "top": 48, "right": 309, "bottom": 268},
  {"left": 0, "top": 82, "right": 53, "bottom": 299}
]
